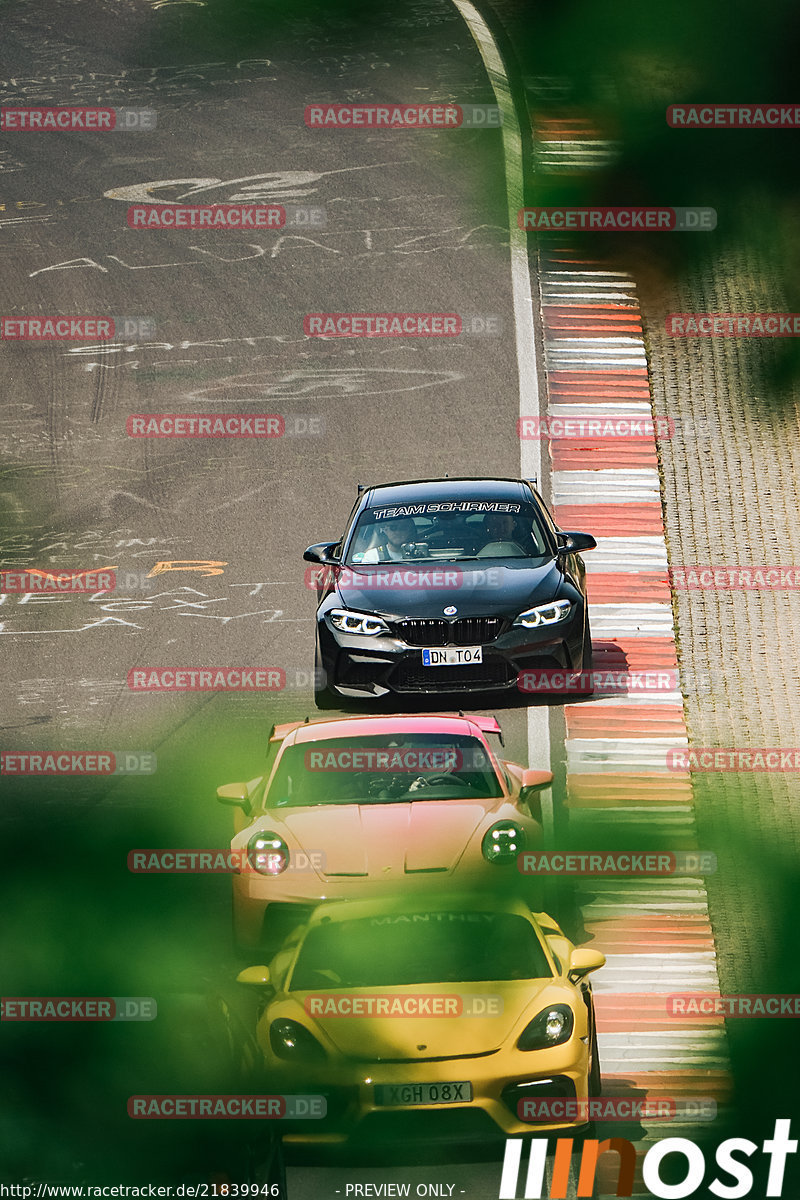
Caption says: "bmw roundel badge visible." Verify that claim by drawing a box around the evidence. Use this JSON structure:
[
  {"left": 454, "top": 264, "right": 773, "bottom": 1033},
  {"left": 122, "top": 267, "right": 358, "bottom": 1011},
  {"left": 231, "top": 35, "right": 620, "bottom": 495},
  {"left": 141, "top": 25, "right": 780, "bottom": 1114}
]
[{"left": 444, "top": 606, "right": 458, "bottom": 616}]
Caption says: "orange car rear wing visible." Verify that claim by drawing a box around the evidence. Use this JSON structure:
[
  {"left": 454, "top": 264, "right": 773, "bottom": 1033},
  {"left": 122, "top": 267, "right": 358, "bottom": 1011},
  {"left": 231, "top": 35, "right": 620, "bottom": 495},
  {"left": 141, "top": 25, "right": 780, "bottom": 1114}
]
[
  {"left": 458, "top": 713, "right": 504, "bottom": 744},
  {"left": 466, "top": 714, "right": 502, "bottom": 736},
  {"left": 268, "top": 720, "right": 306, "bottom": 743},
  {"left": 268, "top": 712, "right": 505, "bottom": 744}
]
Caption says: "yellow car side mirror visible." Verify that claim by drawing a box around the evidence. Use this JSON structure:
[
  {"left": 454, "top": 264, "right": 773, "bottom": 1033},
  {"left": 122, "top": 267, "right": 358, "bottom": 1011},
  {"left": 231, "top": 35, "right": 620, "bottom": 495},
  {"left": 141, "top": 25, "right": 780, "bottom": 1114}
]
[
  {"left": 236, "top": 965, "right": 271, "bottom": 987},
  {"left": 567, "top": 948, "right": 606, "bottom": 983}
]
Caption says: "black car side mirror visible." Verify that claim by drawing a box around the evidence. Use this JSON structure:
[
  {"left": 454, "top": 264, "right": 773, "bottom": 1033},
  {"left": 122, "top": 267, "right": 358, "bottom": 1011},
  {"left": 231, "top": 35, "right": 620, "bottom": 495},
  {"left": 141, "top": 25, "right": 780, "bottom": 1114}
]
[
  {"left": 556, "top": 531, "right": 597, "bottom": 555},
  {"left": 303, "top": 542, "right": 341, "bottom": 565}
]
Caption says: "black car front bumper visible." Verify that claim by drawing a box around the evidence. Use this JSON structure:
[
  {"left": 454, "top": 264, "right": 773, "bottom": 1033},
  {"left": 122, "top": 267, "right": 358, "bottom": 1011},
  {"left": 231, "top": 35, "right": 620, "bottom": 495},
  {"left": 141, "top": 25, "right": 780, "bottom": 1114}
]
[{"left": 317, "top": 610, "right": 588, "bottom": 698}]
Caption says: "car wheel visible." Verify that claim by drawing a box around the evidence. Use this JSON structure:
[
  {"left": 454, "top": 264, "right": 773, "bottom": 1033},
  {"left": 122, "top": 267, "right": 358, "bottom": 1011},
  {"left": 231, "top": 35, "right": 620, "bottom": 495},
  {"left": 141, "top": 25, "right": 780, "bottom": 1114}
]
[
  {"left": 314, "top": 682, "right": 339, "bottom": 709},
  {"left": 205, "top": 991, "right": 264, "bottom": 1086},
  {"left": 570, "top": 616, "right": 594, "bottom": 696},
  {"left": 589, "top": 1016, "right": 601, "bottom": 1097},
  {"left": 581, "top": 615, "right": 593, "bottom": 672},
  {"left": 314, "top": 648, "right": 339, "bottom": 709},
  {"left": 249, "top": 1135, "right": 287, "bottom": 1192}
]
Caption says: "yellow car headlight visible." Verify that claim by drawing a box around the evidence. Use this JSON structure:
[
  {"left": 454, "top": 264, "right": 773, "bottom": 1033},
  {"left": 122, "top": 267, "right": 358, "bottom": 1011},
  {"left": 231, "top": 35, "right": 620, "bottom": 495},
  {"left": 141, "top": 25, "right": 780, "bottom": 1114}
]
[
  {"left": 269, "top": 1018, "right": 325, "bottom": 1062},
  {"left": 517, "top": 1004, "right": 574, "bottom": 1051}
]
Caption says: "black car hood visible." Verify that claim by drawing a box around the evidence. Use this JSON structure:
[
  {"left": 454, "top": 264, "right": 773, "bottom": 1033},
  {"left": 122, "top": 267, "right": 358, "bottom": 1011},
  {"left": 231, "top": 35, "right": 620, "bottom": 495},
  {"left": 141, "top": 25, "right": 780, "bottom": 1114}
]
[{"left": 335, "top": 559, "right": 566, "bottom": 619}]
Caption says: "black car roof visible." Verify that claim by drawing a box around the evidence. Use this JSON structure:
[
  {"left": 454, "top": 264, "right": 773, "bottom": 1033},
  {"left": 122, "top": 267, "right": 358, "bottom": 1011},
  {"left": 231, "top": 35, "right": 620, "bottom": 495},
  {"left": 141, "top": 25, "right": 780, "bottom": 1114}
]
[{"left": 362, "top": 477, "right": 532, "bottom": 508}]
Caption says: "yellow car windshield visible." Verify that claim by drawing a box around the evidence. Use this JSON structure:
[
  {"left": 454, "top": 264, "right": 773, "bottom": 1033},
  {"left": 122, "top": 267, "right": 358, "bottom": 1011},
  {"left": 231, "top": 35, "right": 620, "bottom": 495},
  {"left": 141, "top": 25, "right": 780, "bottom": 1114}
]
[{"left": 290, "top": 911, "right": 552, "bottom": 989}]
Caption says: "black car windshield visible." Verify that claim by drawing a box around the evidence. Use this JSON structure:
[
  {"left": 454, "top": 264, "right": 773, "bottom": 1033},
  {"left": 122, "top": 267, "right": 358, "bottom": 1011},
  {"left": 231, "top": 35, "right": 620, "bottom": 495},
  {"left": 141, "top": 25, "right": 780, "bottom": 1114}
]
[
  {"left": 345, "top": 501, "right": 550, "bottom": 565},
  {"left": 265, "top": 734, "right": 503, "bottom": 808},
  {"left": 290, "top": 911, "right": 553, "bottom": 989}
]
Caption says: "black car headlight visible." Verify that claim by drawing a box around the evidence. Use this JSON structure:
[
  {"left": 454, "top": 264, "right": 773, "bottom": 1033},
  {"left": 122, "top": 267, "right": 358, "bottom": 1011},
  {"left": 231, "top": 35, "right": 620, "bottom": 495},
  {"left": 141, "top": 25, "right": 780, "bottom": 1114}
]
[
  {"left": 517, "top": 1004, "right": 575, "bottom": 1051},
  {"left": 269, "top": 1018, "right": 326, "bottom": 1062},
  {"left": 247, "top": 831, "right": 289, "bottom": 875},
  {"left": 513, "top": 599, "right": 573, "bottom": 629},
  {"left": 482, "top": 821, "right": 526, "bottom": 863},
  {"left": 328, "top": 608, "right": 390, "bottom": 636}
]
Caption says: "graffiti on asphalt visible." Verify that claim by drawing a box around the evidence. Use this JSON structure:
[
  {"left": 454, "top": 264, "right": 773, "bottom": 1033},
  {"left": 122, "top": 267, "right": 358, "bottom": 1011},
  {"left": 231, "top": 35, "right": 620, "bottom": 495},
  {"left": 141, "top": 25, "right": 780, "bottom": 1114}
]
[
  {"left": 0, "top": 586, "right": 284, "bottom": 636},
  {"left": 26, "top": 226, "right": 508, "bottom": 278}
]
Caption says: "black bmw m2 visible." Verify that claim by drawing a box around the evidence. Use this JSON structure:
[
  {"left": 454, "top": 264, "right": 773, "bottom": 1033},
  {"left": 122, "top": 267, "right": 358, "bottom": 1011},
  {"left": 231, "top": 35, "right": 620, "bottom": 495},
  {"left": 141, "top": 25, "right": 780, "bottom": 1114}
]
[{"left": 304, "top": 477, "right": 596, "bottom": 706}]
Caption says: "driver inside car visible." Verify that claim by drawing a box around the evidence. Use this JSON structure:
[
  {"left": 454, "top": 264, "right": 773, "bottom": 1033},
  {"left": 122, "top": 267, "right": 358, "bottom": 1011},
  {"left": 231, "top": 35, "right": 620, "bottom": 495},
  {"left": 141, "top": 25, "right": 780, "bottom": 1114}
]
[{"left": 359, "top": 517, "right": 418, "bottom": 562}]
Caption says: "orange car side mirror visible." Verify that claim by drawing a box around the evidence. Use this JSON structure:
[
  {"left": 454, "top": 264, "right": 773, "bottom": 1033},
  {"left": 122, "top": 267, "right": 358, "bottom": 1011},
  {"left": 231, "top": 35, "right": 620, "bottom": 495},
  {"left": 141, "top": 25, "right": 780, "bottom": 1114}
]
[
  {"left": 520, "top": 769, "right": 553, "bottom": 791},
  {"left": 217, "top": 782, "right": 251, "bottom": 810}
]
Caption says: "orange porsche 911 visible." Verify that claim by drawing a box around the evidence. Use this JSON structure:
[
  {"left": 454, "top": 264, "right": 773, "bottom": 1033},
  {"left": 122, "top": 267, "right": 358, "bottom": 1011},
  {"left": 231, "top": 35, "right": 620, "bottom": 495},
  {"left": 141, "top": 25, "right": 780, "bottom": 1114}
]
[{"left": 217, "top": 713, "right": 551, "bottom": 952}]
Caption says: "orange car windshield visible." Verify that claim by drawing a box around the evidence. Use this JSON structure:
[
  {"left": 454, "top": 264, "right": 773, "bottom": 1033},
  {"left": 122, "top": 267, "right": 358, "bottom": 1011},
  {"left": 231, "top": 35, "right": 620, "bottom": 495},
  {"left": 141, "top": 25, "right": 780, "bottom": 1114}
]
[
  {"left": 266, "top": 734, "right": 503, "bottom": 808},
  {"left": 290, "top": 912, "right": 552, "bottom": 989}
]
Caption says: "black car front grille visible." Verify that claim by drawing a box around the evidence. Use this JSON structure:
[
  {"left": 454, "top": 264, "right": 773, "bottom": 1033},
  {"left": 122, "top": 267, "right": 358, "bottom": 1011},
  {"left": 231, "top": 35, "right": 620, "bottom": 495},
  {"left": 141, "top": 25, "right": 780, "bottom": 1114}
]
[
  {"left": 397, "top": 617, "right": 506, "bottom": 647},
  {"left": 338, "top": 658, "right": 389, "bottom": 686},
  {"left": 392, "top": 657, "right": 515, "bottom": 692},
  {"left": 500, "top": 1075, "right": 577, "bottom": 1120}
]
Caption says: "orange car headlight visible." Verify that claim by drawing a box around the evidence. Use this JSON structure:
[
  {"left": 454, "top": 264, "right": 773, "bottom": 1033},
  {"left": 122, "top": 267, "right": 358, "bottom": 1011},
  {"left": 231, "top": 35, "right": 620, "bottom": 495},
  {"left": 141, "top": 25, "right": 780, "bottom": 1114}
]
[
  {"left": 247, "top": 831, "right": 289, "bottom": 875},
  {"left": 482, "top": 821, "right": 526, "bottom": 863},
  {"left": 517, "top": 1004, "right": 574, "bottom": 1051}
]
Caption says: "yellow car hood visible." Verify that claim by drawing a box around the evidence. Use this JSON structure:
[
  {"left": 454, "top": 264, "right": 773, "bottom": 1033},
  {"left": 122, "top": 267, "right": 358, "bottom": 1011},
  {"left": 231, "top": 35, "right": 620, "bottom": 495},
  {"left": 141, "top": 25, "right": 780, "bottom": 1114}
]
[{"left": 277, "top": 979, "right": 570, "bottom": 1059}]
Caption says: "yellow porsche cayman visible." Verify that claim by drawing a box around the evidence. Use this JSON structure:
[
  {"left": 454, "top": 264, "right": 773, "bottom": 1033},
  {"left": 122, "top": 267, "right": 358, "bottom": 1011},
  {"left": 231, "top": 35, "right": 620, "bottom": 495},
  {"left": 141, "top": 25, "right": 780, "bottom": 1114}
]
[{"left": 236, "top": 892, "right": 605, "bottom": 1146}]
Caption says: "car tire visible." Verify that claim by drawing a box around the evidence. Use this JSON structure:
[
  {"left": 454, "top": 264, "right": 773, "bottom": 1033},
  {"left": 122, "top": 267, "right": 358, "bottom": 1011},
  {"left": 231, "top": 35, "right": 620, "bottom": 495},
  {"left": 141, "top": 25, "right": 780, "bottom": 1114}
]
[
  {"left": 581, "top": 615, "right": 593, "bottom": 671},
  {"left": 249, "top": 1135, "right": 287, "bottom": 1192},
  {"left": 205, "top": 990, "right": 264, "bottom": 1086},
  {"left": 170, "top": 992, "right": 282, "bottom": 1187},
  {"left": 570, "top": 615, "right": 594, "bottom": 696},
  {"left": 314, "top": 681, "right": 339, "bottom": 710},
  {"left": 589, "top": 1016, "right": 602, "bottom": 1098},
  {"left": 314, "top": 647, "right": 339, "bottom": 709}
]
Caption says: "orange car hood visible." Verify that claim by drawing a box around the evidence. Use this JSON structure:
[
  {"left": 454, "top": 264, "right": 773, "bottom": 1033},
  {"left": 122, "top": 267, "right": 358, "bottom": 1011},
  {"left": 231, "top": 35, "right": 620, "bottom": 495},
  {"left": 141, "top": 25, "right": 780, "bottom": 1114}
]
[{"left": 278, "top": 798, "right": 505, "bottom": 877}]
